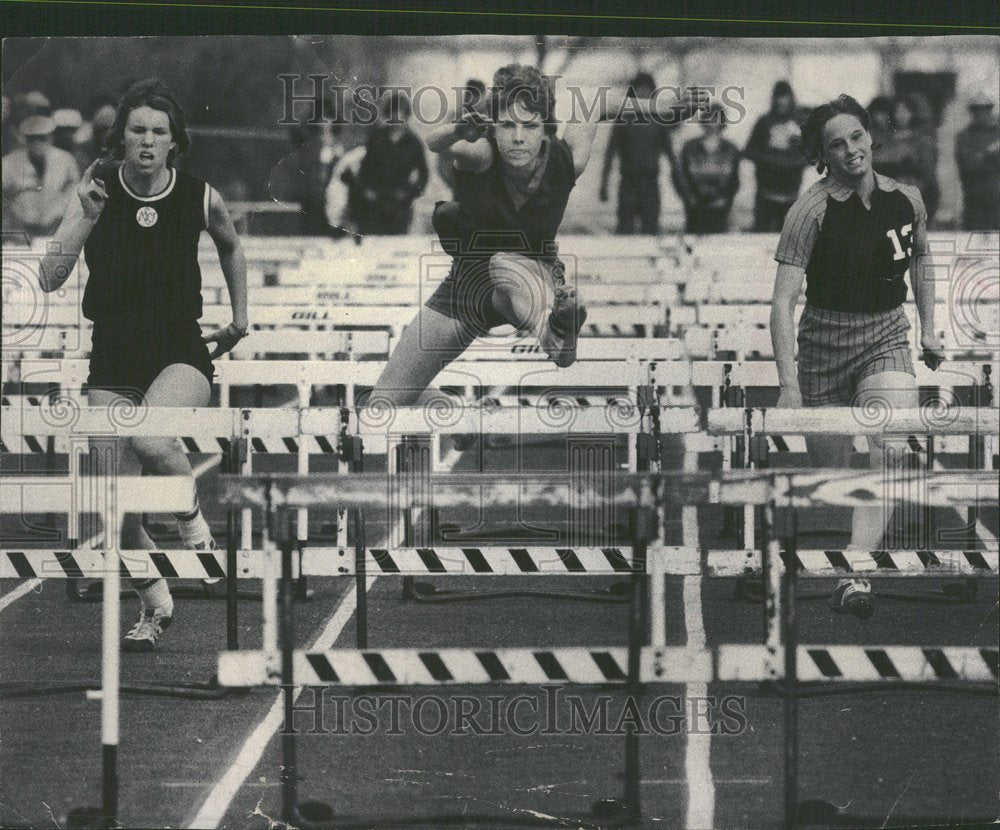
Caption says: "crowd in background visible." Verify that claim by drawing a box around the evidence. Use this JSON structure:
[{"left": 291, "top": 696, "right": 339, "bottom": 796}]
[{"left": 3, "top": 75, "right": 998, "bottom": 241}]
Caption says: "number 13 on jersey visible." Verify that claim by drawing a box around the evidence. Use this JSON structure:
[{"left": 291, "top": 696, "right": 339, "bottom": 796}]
[{"left": 886, "top": 223, "right": 913, "bottom": 260}]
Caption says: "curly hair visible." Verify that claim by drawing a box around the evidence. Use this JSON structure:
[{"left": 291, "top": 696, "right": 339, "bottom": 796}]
[
  {"left": 104, "top": 78, "right": 190, "bottom": 164},
  {"left": 799, "top": 94, "right": 871, "bottom": 175},
  {"left": 490, "top": 63, "right": 558, "bottom": 136}
]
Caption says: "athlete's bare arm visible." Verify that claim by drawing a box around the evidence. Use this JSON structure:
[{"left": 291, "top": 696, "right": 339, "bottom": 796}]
[
  {"left": 203, "top": 185, "right": 249, "bottom": 358},
  {"left": 906, "top": 197, "right": 945, "bottom": 369},
  {"left": 39, "top": 158, "right": 106, "bottom": 292},
  {"left": 770, "top": 262, "right": 806, "bottom": 407},
  {"left": 427, "top": 113, "right": 493, "bottom": 173}
]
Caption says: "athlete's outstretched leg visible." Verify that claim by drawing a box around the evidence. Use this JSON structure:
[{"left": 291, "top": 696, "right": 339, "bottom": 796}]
[
  {"left": 370, "top": 306, "right": 476, "bottom": 406},
  {"left": 488, "top": 251, "right": 587, "bottom": 368}
]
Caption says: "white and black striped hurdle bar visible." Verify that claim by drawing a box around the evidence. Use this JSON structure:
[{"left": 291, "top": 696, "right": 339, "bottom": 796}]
[
  {"left": 5, "top": 546, "right": 996, "bottom": 581},
  {"left": 218, "top": 644, "right": 999, "bottom": 687}
]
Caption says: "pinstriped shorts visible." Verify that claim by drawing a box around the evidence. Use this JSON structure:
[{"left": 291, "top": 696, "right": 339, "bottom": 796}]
[{"left": 797, "top": 304, "right": 914, "bottom": 407}]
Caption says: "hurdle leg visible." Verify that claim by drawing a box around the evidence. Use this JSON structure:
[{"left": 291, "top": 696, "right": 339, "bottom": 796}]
[
  {"left": 68, "top": 482, "right": 123, "bottom": 827},
  {"left": 226, "top": 437, "right": 239, "bottom": 650},
  {"left": 279, "top": 510, "right": 300, "bottom": 825},
  {"left": 625, "top": 505, "right": 645, "bottom": 820},
  {"left": 782, "top": 509, "right": 799, "bottom": 829},
  {"left": 354, "top": 507, "right": 367, "bottom": 649}
]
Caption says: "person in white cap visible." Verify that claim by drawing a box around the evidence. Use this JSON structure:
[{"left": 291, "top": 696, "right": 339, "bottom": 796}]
[
  {"left": 956, "top": 93, "right": 1000, "bottom": 231},
  {"left": 2, "top": 113, "right": 80, "bottom": 238}
]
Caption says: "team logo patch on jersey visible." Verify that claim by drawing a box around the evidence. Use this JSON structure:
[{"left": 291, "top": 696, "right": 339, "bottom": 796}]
[{"left": 136, "top": 206, "right": 159, "bottom": 228}]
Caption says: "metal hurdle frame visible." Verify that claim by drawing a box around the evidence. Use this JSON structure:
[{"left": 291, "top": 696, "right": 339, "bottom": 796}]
[
  {"left": 351, "top": 352, "right": 695, "bottom": 607},
  {"left": 217, "top": 468, "right": 998, "bottom": 829},
  {"left": 0, "top": 473, "right": 197, "bottom": 827}
]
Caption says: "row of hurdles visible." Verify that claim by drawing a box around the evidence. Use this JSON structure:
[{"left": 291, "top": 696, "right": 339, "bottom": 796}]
[{"left": 2, "top": 450, "right": 997, "bottom": 828}]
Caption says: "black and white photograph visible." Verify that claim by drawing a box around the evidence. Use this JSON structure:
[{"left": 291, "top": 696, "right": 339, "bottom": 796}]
[{"left": 1, "top": 5, "right": 998, "bottom": 829}]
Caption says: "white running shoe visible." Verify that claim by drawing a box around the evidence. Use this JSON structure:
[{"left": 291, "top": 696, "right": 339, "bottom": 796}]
[
  {"left": 539, "top": 286, "right": 588, "bottom": 368},
  {"left": 122, "top": 598, "right": 174, "bottom": 653}
]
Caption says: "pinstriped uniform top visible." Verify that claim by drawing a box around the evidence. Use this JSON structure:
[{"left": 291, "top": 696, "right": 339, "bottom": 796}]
[{"left": 774, "top": 172, "right": 927, "bottom": 313}]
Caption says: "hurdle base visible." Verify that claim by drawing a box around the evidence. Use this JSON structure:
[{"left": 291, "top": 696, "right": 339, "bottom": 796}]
[
  {"left": 66, "top": 578, "right": 314, "bottom": 603},
  {"left": 733, "top": 577, "right": 979, "bottom": 606},
  {"left": 759, "top": 679, "right": 998, "bottom": 698},
  {"left": 290, "top": 801, "right": 636, "bottom": 829},
  {"left": 64, "top": 806, "right": 114, "bottom": 829},
  {"left": 794, "top": 800, "right": 996, "bottom": 829},
  {"left": 0, "top": 676, "right": 251, "bottom": 701},
  {"left": 404, "top": 578, "right": 631, "bottom": 604}
]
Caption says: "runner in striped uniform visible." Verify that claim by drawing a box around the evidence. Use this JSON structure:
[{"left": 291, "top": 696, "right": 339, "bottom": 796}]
[
  {"left": 40, "top": 79, "right": 249, "bottom": 650},
  {"left": 771, "top": 94, "right": 946, "bottom": 619}
]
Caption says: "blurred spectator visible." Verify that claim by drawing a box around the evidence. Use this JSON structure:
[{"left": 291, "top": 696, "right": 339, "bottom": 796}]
[
  {"left": 14, "top": 90, "right": 51, "bottom": 118},
  {"left": 1, "top": 95, "right": 13, "bottom": 156},
  {"left": 438, "top": 79, "right": 487, "bottom": 196},
  {"left": 955, "top": 94, "right": 1000, "bottom": 231},
  {"left": 676, "top": 102, "right": 740, "bottom": 234},
  {"left": 599, "top": 72, "right": 673, "bottom": 234},
  {"left": 52, "top": 108, "right": 86, "bottom": 173},
  {"left": 743, "top": 80, "right": 807, "bottom": 231},
  {"left": 875, "top": 94, "right": 940, "bottom": 223},
  {"left": 867, "top": 95, "right": 894, "bottom": 150},
  {"left": 270, "top": 120, "right": 347, "bottom": 236},
  {"left": 349, "top": 91, "right": 428, "bottom": 234},
  {"left": 2, "top": 114, "right": 80, "bottom": 238}
]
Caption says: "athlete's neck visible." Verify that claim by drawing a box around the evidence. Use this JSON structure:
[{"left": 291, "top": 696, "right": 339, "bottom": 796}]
[
  {"left": 839, "top": 168, "right": 875, "bottom": 205},
  {"left": 123, "top": 163, "right": 172, "bottom": 196}
]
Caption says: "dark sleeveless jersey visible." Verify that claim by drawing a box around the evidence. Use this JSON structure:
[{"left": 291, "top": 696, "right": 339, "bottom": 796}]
[
  {"left": 82, "top": 166, "right": 208, "bottom": 322},
  {"left": 434, "top": 135, "right": 578, "bottom": 260},
  {"left": 774, "top": 172, "right": 927, "bottom": 313}
]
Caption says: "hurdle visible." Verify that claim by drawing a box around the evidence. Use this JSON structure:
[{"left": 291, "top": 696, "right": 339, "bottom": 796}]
[
  {"left": 216, "top": 468, "right": 998, "bottom": 828},
  {"left": 707, "top": 404, "right": 1000, "bottom": 602},
  {"left": 0, "top": 473, "right": 200, "bottom": 827}
]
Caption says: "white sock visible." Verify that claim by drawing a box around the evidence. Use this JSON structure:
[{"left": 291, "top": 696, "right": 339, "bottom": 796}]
[
  {"left": 135, "top": 578, "right": 172, "bottom": 613},
  {"left": 178, "top": 510, "right": 213, "bottom": 548}
]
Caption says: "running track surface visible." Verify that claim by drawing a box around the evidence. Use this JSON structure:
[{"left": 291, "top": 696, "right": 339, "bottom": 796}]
[{"left": 2, "top": 437, "right": 997, "bottom": 830}]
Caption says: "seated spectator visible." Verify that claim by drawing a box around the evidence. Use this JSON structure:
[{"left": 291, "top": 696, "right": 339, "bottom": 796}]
[
  {"left": 677, "top": 102, "right": 741, "bottom": 233},
  {"left": 2, "top": 114, "right": 80, "bottom": 239},
  {"left": 956, "top": 94, "right": 1000, "bottom": 230}
]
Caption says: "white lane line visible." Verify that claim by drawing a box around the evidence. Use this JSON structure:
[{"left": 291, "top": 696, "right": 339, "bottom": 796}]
[
  {"left": 188, "top": 449, "right": 461, "bottom": 829},
  {"left": 0, "top": 578, "right": 42, "bottom": 613},
  {"left": 0, "top": 457, "right": 219, "bottom": 614}
]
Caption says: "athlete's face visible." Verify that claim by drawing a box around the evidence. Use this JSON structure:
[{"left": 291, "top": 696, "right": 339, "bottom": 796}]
[
  {"left": 820, "top": 113, "right": 872, "bottom": 182},
  {"left": 493, "top": 100, "right": 545, "bottom": 170},
  {"left": 123, "top": 106, "right": 176, "bottom": 173}
]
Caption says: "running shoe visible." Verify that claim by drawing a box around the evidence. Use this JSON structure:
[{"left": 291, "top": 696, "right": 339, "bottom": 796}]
[
  {"left": 540, "top": 286, "right": 588, "bottom": 368},
  {"left": 122, "top": 598, "right": 173, "bottom": 652},
  {"left": 830, "top": 578, "right": 874, "bottom": 619}
]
